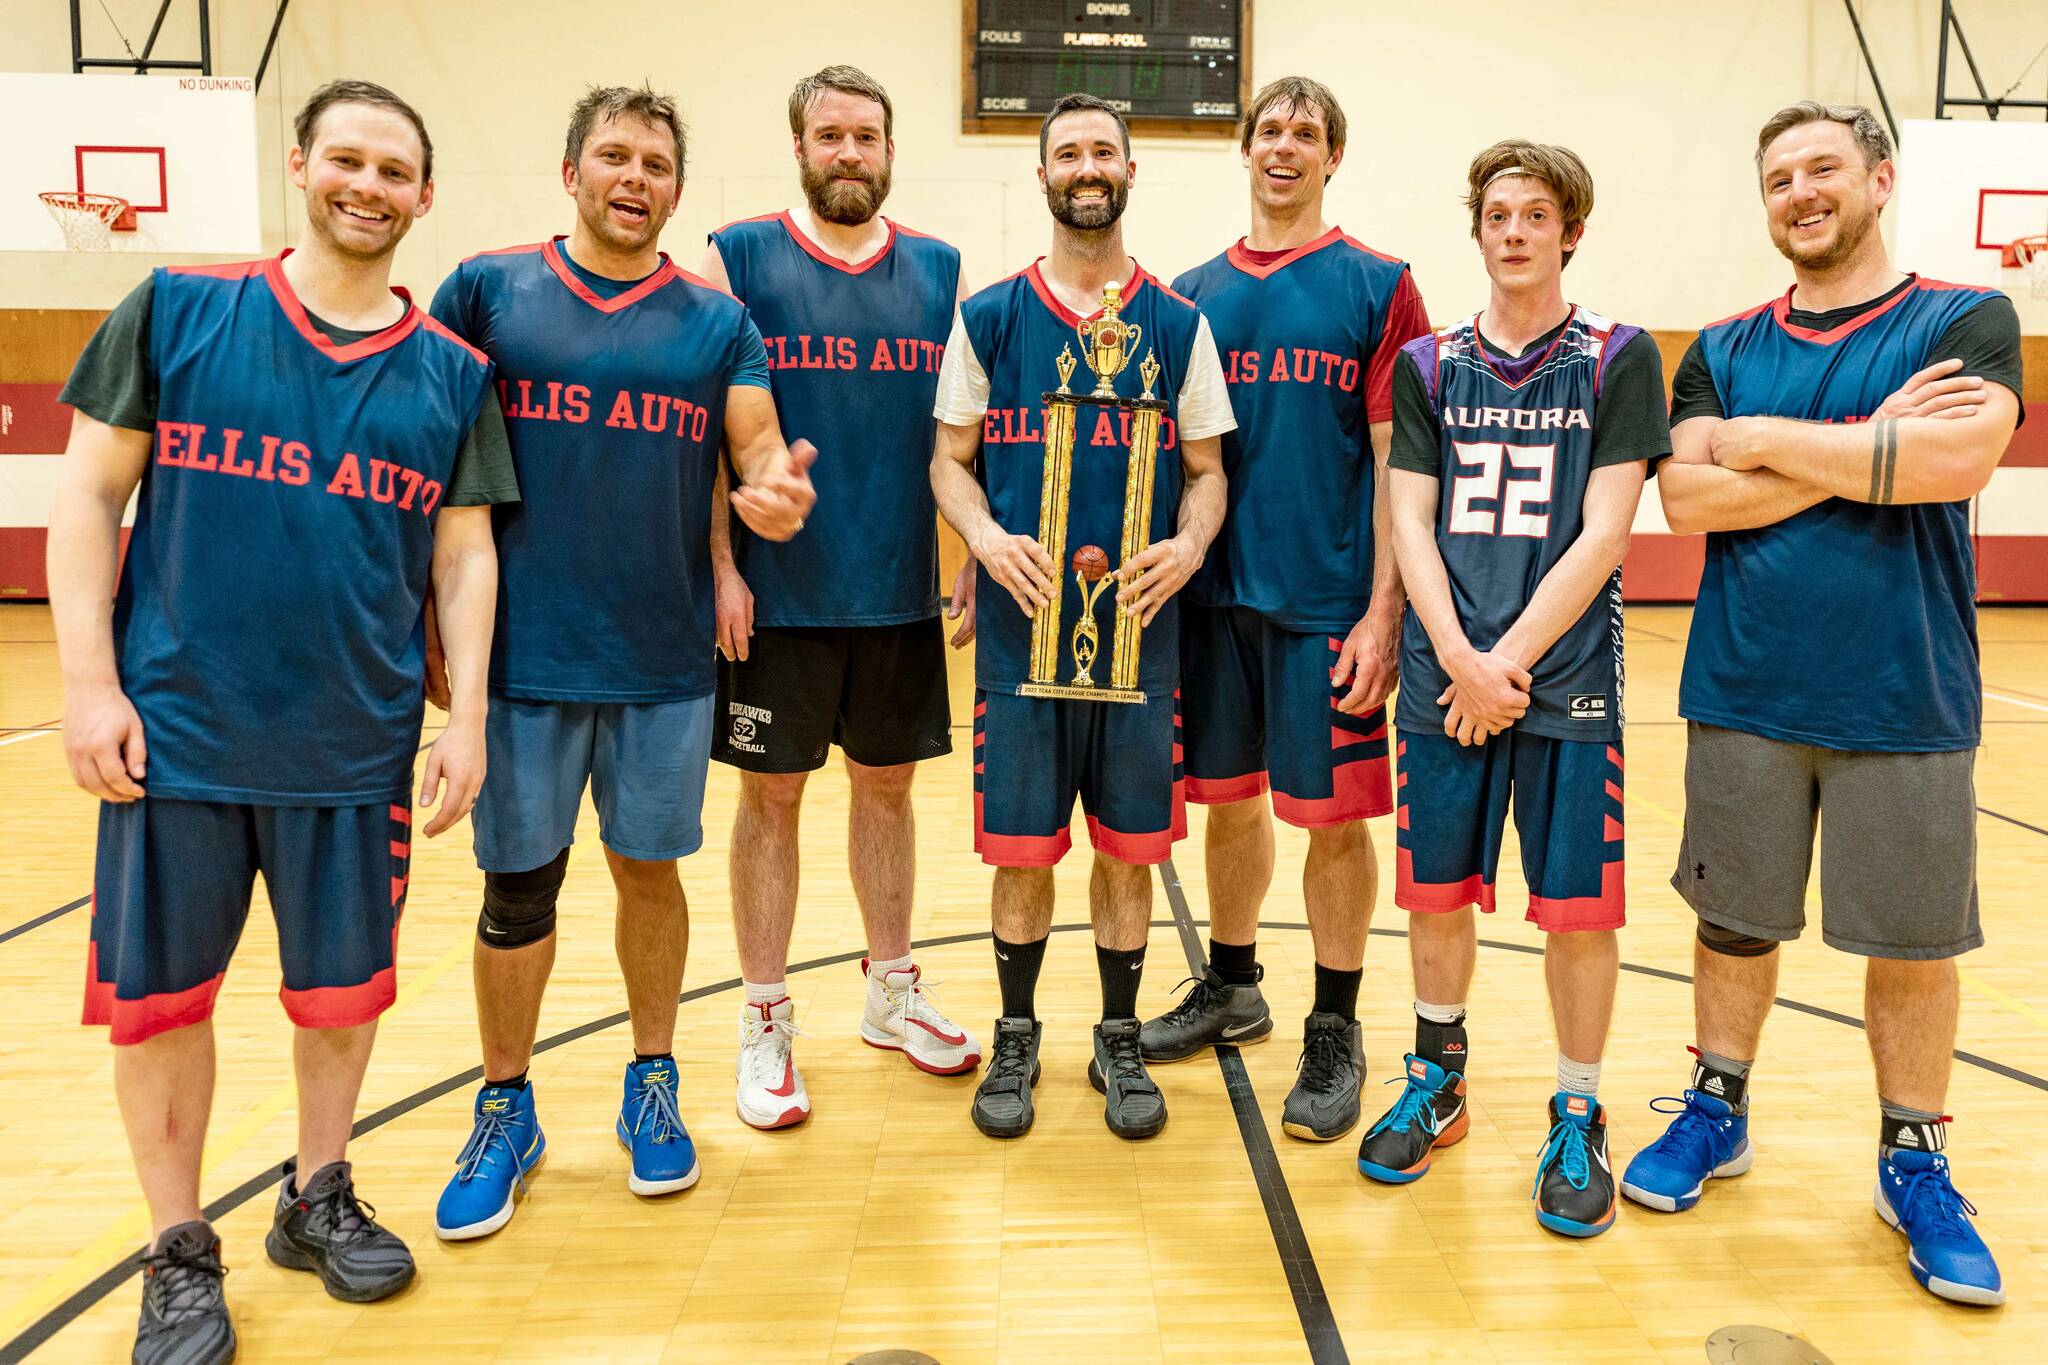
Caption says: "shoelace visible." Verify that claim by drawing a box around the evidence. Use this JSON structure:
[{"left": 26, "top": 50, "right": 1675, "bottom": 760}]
[
  {"left": 984, "top": 1031, "right": 1034, "bottom": 1089},
  {"left": 627, "top": 1069, "right": 687, "bottom": 1146},
  {"left": 1101, "top": 1030, "right": 1150, "bottom": 1085},
  {"left": 1534, "top": 1117, "right": 1592, "bottom": 1195},
  {"left": 1159, "top": 974, "right": 1224, "bottom": 1026},
  {"left": 1640, "top": 1091, "right": 1722, "bottom": 1161},
  {"left": 142, "top": 1240, "right": 226, "bottom": 1322},
  {"left": 1891, "top": 1157, "right": 1981, "bottom": 1243},
  {"left": 1296, "top": 1023, "right": 1350, "bottom": 1091},
  {"left": 453, "top": 1107, "right": 529, "bottom": 1186},
  {"left": 886, "top": 973, "right": 955, "bottom": 1030},
  {"left": 300, "top": 1175, "right": 382, "bottom": 1245},
  {"left": 740, "top": 1011, "right": 805, "bottom": 1083},
  {"left": 1366, "top": 1073, "right": 1441, "bottom": 1138}
]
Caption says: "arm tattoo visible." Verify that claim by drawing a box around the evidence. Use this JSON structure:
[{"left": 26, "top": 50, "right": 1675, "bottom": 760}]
[{"left": 1868, "top": 418, "right": 1899, "bottom": 505}]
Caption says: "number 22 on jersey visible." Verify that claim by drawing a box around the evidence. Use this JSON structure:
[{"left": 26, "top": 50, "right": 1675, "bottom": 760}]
[{"left": 1449, "top": 440, "right": 1554, "bottom": 537}]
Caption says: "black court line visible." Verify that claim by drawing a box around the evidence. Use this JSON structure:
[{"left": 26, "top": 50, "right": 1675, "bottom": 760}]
[
  {"left": 1161, "top": 863, "right": 1347, "bottom": 1365},
  {"left": 1979, "top": 805, "right": 2048, "bottom": 840},
  {"left": 0, "top": 895, "right": 89, "bottom": 948},
  {"left": 10, "top": 917, "right": 2048, "bottom": 1361}
]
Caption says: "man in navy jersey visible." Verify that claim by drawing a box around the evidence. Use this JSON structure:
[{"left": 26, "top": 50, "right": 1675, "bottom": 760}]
[
  {"left": 699, "top": 67, "right": 979, "bottom": 1128},
  {"left": 49, "top": 81, "right": 514, "bottom": 1365},
  {"left": 427, "top": 86, "right": 815, "bottom": 1240},
  {"left": 932, "top": 94, "right": 1233, "bottom": 1140},
  {"left": 1622, "top": 103, "right": 2022, "bottom": 1305},
  {"left": 1367, "top": 141, "right": 1667, "bottom": 1238},
  {"left": 1144, "top": 76, "right": 1430, "bottom": 1141}
]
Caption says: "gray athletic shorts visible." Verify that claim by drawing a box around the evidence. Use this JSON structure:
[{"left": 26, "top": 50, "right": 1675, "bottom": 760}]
[{"left": 1670, "top": 722, "right": 1981, "bottom": 960}]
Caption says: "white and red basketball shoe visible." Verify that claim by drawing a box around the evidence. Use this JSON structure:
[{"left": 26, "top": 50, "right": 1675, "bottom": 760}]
[
  {"left": 736, "top": 997, "right": 809, "bottom": 1129},
  {"left": 859, "top": 960, "right": 982, "bottom": 1075}
]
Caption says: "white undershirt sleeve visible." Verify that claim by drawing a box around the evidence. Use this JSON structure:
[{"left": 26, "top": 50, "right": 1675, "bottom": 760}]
[
  {"left": 931, "top": 310, "right": 991, "bottom": 424},
  {"left": 1175, "top": 314, "right": 1237, "bottom": 441}
]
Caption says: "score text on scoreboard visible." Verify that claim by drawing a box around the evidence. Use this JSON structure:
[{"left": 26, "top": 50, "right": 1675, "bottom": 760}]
[{"left": 962, "top": 0, "right": 1252, "bottom": 138}]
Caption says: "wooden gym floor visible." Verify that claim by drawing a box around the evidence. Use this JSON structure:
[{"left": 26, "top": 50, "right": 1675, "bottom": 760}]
[{"left": 1, "top": 602, "right": 2046, "bottom": 1363}]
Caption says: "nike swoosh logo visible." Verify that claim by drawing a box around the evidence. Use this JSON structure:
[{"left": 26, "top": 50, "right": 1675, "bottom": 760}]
[
  {"left": 1595, "top": 1144, "right": 1611, "bottom": 1174},
  {"left": 768, "top": 1060, "right": 798, "bottom": 1098},
  {"left": 995, "top": 951, "right": 1009, "bottom": 961},
  {"left": 482, "top": 924, "right": 507, "bottom": 936},
  {"left": 1438, "top": 1098, "right": 1465, "bottom": 1128},
  {"left": 1221, "top": 1020, "right": 1263, "bottom": 1038},
  {"left": 911, "top": 1018, "right": 967, "bottom": 1046}
]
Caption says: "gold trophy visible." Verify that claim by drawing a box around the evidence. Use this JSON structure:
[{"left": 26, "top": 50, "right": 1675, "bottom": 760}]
[{"left": 1020, "top": 280, "right": 1167, "bottom": 704}]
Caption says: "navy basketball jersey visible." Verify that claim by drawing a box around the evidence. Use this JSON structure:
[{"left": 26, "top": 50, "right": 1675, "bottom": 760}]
[
  {"left": 711, "top": 212, "right": 960, "bottom": 626},
  {"left": 117, "top": 255, "right": 492, "bottom": 804},
  {"left": 1396, "top": 309, "right": 1645, "bottom": 743},
  {"left": 957, "top": 263, "right": 1209, "bottom": 700},
  {"left": 1682, "top": 279, "right": 2003, "bottom": 751},
  {"left": 432, "top": 238, "right": 768, "bottom": 703},
  {"left": 1173, "top": 228, "right": 1427, "bottom": 630}
]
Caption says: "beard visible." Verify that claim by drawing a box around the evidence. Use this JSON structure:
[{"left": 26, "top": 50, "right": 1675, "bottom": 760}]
[
  {"left": 1046, "top": 174, "right": 1128, "bottom": 231},
  {"left": 801, "top": 157, "right": 891, "bottom": 226},
  {"left": 1773, "top": 196, "right": 1877, "bottom": 271}
]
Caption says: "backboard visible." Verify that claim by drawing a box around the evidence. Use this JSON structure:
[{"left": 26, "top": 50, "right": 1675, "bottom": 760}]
[
  {"left": 0, "top": 72, "right": 260, "bottom": 253},
  {"left": 1895, "top": 117, "right": 2048, "bottom": 331}
]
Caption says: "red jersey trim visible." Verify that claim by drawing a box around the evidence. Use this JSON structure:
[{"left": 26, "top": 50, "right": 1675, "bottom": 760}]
[
  {"left": 417, "top": 313, "right": 489, "bottom": 366},
  {"left": 259, "top": 253, "right": 422, "bottom": 363},
  {"left": 1225, "top": 225, "right": 1345, "bottom": 279},
  {"left": 778, "top": 209, "right": 898, "bottom": 275},
  {"left": 461, "top": 241, "right": 546, "bottom": 263},
  {"left": 166, "top": 259, "right": 265, "bottom": 279},
  {"left": 1024, "top": 258, "right": 1150, "bottom": 327},
  {"left": 1337, "top": 232, "right": 1404, "bottom": 265},
  {"left": 1702, "top": 297, "right": 1776, "bottom": 332},
  {"left": 541, "top": 236, "right": 680, "bottom": 313},
  {"left": 1769, "top": 275, "right": 1921, "bottom": 344}
]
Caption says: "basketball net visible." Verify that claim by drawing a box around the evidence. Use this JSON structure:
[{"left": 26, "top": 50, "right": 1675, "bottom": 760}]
[
  {"left": 2011, "top": 235, "right": 2048, "bottom": 302},
  {"left": 38, "top": 191, "right": 133, "bottom": 251}
]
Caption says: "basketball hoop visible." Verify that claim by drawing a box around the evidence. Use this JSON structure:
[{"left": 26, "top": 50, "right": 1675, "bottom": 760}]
[
  {"left": 2007, "top": 235, "right": 2048, "bottom": 301},
  {"left": 38, "top": 191, "right": 136, "bottom": 251}
]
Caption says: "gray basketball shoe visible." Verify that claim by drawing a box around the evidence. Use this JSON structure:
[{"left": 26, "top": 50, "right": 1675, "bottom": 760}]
[{"left": 1139, "top": 965, "right": 1273, "bottom": 1061}]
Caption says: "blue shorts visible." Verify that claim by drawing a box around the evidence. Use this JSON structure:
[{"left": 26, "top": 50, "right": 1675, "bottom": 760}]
[
  {"left": 972, "top": 688, "right": 1184, "bottom": 867},
  {"left": 1395, "top": 730, "right": 1625, "bottom": 933},
  {"left": 86, "top": 797, "right": 412, "bottom": 1045},
  {"left": 1181, "top": 604, "right": 1392, "bottom": 827},
  {"left": 472, "top": 695, "right": 714, "bottom": 871}
]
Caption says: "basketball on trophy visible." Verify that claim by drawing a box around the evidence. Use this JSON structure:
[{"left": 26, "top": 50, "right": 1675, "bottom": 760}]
[{"left": 1073, "top": 544, "right": 1111, "bottom": 582}]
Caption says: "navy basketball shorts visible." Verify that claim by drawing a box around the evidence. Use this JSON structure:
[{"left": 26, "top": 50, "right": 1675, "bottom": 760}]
[
  {"left": 972, "top": 688, "right": 1185, "bottom": 867},
  {"left": 85, "top": 797, "right": 413, "bottom": 1045},
  {"left": 1181, "top": 603, "right": 1392, "bottom": 827},
  {"left": 471, "top": 695, "right": 715, "bottom": 872},
  {"left": 1395, "top": 730, "right": 1625, "bottom": 933}
]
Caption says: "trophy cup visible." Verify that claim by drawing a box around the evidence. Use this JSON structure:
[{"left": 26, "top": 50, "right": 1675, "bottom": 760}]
[{"left": 1019, "top": 280, "right": 1166, "bottom": 704}]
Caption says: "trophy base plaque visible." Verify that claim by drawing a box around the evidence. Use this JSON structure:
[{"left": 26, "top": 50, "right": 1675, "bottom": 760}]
[{"left": 1017, "top": 682, "right": 1146, "bottom": 704}]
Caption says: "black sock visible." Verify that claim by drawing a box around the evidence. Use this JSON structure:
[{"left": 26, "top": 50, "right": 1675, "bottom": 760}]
[
  {"left": 994, "top": 934, "right": 1049, "bottom": 1019},
  {"left": 1880, "top": 1097, "right": 1948, "bottom": 1159},
  {"left": 1415, "top": 1010, "right": 1469, "bottom": 1076},
  {"left": 486, "top": 1070, "right": 530, "bottom": 1090},
  {"left": 1312, "top": 964, "right": 1362, "bottom": 1021},
  {"left": 1209, "top": 937, "right": 1259, "bottom": 985},
  {"left": 1097, "top": 942, "right": 1146, "bottom": 1021},
  {"left": 634, "top": 1052, "right": 673, "bottom": 1066},
  {"left": 1690, "top": 1047, "right": 1751, "bottom": 1114}
]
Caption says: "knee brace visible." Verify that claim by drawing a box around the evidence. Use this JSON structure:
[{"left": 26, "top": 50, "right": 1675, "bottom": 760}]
[
  {"left": 479, "top": 848, "right": 569, "bottom": 949},
  {"left": 1697, "top": 917, "right": 1780, "bottom": 958}
]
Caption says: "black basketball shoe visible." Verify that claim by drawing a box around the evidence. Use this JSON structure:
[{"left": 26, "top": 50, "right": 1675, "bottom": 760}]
[
  {"left": 1138, "top": 965, "right": 1273, "bottom": 1062},
  {"left": 971, "top": 1016, "right": 1043, "bottom": 1138},
  {"left": 1089, "top": 1018, "right": 1168, "bottom": 1139},
  {"left": 265, "top": 1160, "right": 416, "bottom": 1301},
  {"left": 1357, "top": 1055, "right": 1471, "bottom": 1184},
  {"left": 134, "top": 1221, "right": 235, "bottom": 1365},
  {"left": 1280, "top": 1012, "right": 1366, "bottom": 1141},
  {"left": 1533, "top": 1092, "right": 1618, "bottom": 1238}
]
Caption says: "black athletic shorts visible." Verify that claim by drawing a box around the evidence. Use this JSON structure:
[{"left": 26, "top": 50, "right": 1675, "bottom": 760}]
[{"left": 713, "top": 620, "right": 953, "bottom": 772}]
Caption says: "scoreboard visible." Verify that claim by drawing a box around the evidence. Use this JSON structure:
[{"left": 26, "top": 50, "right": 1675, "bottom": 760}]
[{"left": 962, "top": 0, "right": 1250, "bottom": 135}]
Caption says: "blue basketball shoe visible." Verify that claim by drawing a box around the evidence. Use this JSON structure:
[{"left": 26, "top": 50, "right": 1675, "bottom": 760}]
[
  {"left": 618, "top": 1057, "right": 700, "bottom": 1196},
  {"left": 1620, "top": 1089, "right": 1751, "bottom": 1212},
  {"left": 1876, "top": 1150, "right": 2004, "bottom": 1305},
  {"left": 435, "top": 1082, "right": 546, "bottom": 1240}
]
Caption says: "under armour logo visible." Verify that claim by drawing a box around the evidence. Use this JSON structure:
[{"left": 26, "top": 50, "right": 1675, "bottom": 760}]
[{"left": 1694, "top": 862, "right": 1707, "bottom": 880}]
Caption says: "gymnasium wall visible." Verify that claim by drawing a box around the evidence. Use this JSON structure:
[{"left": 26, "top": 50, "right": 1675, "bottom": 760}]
[{"left": 2, "top": 0, "right": 2044, "bottom": 599}]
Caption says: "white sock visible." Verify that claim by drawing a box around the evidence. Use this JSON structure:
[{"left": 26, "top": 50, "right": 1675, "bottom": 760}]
[
  {"left": 744, "top": 978, "right": 787, "bottom": 1008},
  {"left": 1415, "top": 998, "right": 1466, "bottom": 1025},
  {"left": 1557, "top": 1052, "right": 1602, "bottom": 1098},
  {"left": 868, "top": 952, "right": 913, "bottom": 979}
]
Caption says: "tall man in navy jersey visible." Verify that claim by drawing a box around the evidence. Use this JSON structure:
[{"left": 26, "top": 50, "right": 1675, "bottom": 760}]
[
  {"left": 49, "top": 81, "right": 514, "bottom": 1365},
  {"left": 699, "top": 67, "right": 980, "bottom": 1129},
  {"left": 1622, "top": 103, "right": 2023, "bottom": 1305},
  {"left": 1368, "top": 141, "right": 1667, "bottom": 1238},
  {"left": 1144, "top": 76, "right": 1430, "bottom": 1141},
  {"left": 932, "top": 94, "right": 1234, "bottom": 1140},
  {"left": 427, "top": 86, "right": 815, "bottom": 1240}
]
